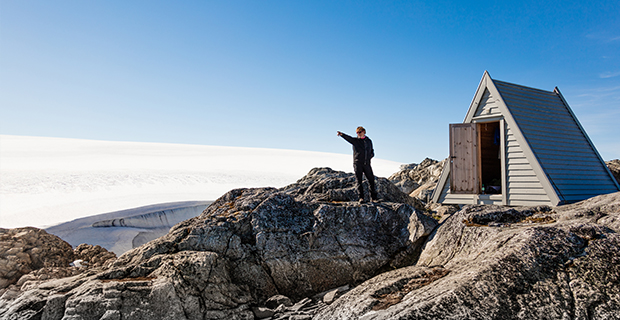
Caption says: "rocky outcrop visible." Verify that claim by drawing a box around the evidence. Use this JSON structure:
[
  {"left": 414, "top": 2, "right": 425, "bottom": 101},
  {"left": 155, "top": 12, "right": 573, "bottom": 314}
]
[
  {"left": 607, "top": 159, "right": 620, "bottom": 185},
  {"left": 0, "top": 168, "right": 435, "bottom": 320},
  {"left": 73, "top": 244, "right": 117, "bottom": 268},
  {"left": 316, "top": 192, "right": 620, "bottom": 320},
  {"left": 284, "top": 167, "right": 426, "bottom": 211},
  {"left": 0, "top": 229, "right": 116, "bottom": 307},
  {"left": 388, "top": 158, "right": 446, "bottom": 202},
  {"left": 388, "top": 158, "right": 455, "bottom": 221},
  {"left": 0, "top": 228, "right": 75, "bottom": 291},
  {"left": 6, "top": 166, "right": 618, "bottom": 320}
]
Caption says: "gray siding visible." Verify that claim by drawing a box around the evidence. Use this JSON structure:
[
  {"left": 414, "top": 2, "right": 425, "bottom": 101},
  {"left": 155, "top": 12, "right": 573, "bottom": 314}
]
[
  {"left": 504, "top": 124, "right": 553, "bottom": 206},
  {"left": 474, "top": 89, "right": 502, "bottom": 117},
  {"left": 494, "top": 80, "right": 619, "bottom": 203}
]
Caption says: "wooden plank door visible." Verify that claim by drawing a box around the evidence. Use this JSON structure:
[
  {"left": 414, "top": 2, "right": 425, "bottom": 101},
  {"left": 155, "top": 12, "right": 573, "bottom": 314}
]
[{"left": 450, "top": 123, "right": 479, "bottom": 194}]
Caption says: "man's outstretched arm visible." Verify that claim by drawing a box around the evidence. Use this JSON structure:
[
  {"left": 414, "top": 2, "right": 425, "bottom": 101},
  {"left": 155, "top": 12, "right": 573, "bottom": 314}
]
[{"left": 337, "top": 131, "right": 355, "bottom": 144}]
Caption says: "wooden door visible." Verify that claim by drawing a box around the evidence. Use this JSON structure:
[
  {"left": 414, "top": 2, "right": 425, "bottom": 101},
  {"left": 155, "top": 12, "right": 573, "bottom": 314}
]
[{"left": 450, "top": 123, "right": 479, "bottom": 194}]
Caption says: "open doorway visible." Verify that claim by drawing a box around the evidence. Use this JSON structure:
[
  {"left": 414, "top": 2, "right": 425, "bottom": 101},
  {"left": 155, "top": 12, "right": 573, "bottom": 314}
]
[{"left": 478, "top": 122, "right": 502, "bottom": 194}]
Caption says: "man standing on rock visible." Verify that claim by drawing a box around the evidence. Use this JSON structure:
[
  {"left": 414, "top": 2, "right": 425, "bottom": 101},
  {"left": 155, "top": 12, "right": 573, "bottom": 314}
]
[{"left": 337, "top": 127, "right": 378, "bottom": 203}]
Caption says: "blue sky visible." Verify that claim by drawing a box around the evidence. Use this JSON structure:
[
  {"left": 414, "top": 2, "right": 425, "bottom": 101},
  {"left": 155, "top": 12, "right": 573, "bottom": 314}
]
[{"left": 1, "top": 0, "right": 619, "bottom": 163}]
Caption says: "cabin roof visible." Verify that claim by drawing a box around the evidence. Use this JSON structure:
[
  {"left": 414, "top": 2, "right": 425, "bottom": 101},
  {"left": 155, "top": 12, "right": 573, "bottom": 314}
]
[{"left": 492, "top": 78, "right": 619, "bottom": 203}]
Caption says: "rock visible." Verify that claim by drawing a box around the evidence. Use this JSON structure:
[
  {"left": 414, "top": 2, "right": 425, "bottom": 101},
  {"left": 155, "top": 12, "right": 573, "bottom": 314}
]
[
  {"left": 553, "top": 190, "right": 620, "bottom": 232},
  {"left": 0, "top": 227, "right": 75, "bottom": 290},
  {"left": 15, "top": 267, "right": 82, "bottom": 288},
  {"left": 290, "top": 297, "right": 312, "bottom": 312},
  {"left": 391, "top": 179, "right": 418, "bottom": 196},
  {"left": 253, "top": 306, "right": 275, "bottom": 319},
  {"left": 40, "top": 294, "right": 68, "bottom": 320},
  {"left": 399, "top": 163, "right": 417, "bottom": 171},
  {"left": 607, "top": 159, "right": 620, "bottom": 184},
  {"left": 425, "top": 202, "right": 459, "bottom": 223},
  {"left": 0, "top": 167, "right": 435, "bottom": 319},
  {"left": 283, "top": 167, "right": 425, "bottom": 211},
  {"left": 99, "top": 310, "right": 122, "bottom": 320},
  {"left": 265, "top": 294, "right": 293, "bottom": 309},
  {"left": 274, "top": 303, "right": 288, "bottom": 314},
  {"left": 314, "top": 285, "right": 350, "bottom": 305},
  {"left": 265, "top": 296, "right": 331, "bottom": 319},
  {"left": 315, "top": 265, "right": 449, "bottom": 319},
  {"left": 2, "top": 240, "right": 117, "bottom": 295},
  {"left": 316, "top": 192, "right": 620, "bottom": 320},
  {"left": 323, "top": 289, "right": 339, "bottom": 304},
  {"left": 389, "top": 164, "right": 420, "bottom": 195},
  {"left": 73, "top": 243, "right": 116, "bottom": 268},
  {"left": 388, "top": 158, "right": 446, "bottom": 202},
  {"left": 0, "top": 287, "right": 20, "bottom": 300}
]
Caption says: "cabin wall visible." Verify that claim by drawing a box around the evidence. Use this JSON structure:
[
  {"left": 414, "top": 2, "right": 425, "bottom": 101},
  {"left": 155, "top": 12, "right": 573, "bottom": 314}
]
[
  {"left": 439, "top": 122, "right": 555, "bottom": 206},
  {"left": 504, "top": 124, "right": 554, "bottom": 206},
  {"left": 474, "top": 89, "right": 502, "bottom": 117}
]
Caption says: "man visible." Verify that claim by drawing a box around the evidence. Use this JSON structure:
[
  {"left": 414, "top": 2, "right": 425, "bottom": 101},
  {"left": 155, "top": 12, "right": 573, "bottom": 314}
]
[{"left": 337, "top": 126, "right": 378, "bottom": 203}]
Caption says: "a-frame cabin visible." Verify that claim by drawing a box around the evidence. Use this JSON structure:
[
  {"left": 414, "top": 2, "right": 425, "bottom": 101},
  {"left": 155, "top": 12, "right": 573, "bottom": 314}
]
[{"left": 432, "top": 71, "right": 619, "bottom": 206}]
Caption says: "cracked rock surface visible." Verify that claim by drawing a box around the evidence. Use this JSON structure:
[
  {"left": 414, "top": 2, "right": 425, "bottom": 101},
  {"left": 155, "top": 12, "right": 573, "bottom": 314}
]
[
  {"left": 316, "top": 192, "right": 620, "bottom": 320},
  {"left": 0, "top": 167, "right": 435, "bottom": 320},
  {"left": 388, "top": 158, "right": 446, "bottom": 201}
]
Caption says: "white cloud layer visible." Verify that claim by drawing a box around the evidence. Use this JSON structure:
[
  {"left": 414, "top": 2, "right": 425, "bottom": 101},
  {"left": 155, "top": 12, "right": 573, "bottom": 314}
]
[{"left": 0, "top": 135, "right": 401, "bottom": 229}]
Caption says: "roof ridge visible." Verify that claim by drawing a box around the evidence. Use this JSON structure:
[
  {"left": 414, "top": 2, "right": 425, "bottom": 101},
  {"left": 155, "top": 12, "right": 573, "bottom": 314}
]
[{"left": 493, "top": 79, "right": 555, "bottom": 95}]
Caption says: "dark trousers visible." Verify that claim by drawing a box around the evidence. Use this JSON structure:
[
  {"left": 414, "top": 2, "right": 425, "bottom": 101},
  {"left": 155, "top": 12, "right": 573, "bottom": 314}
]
[{"left": 354, "top": 162, "right": 378, "bottom": 200}]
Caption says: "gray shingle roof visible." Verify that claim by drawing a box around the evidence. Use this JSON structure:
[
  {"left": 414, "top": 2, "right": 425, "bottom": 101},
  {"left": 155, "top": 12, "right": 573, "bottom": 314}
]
[{"left": 494, "top": 79, "right": 619, "bottom": 203}]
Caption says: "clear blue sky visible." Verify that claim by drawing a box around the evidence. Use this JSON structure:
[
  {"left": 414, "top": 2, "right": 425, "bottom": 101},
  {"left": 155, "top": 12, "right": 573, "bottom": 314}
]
[{"left": 1, "top": 0, "right": 619, "bottom": 163}]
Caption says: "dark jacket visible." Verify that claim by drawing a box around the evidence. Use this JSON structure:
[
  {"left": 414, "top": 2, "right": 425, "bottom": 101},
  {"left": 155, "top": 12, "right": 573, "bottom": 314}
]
[{"left": 340, "top": 133, "right": 374, "bottom": 165}]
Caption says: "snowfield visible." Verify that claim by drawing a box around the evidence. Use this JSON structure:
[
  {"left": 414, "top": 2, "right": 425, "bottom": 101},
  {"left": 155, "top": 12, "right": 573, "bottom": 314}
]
[{"left": 0, "top": 135, "right": 402, "bottom": 229}]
